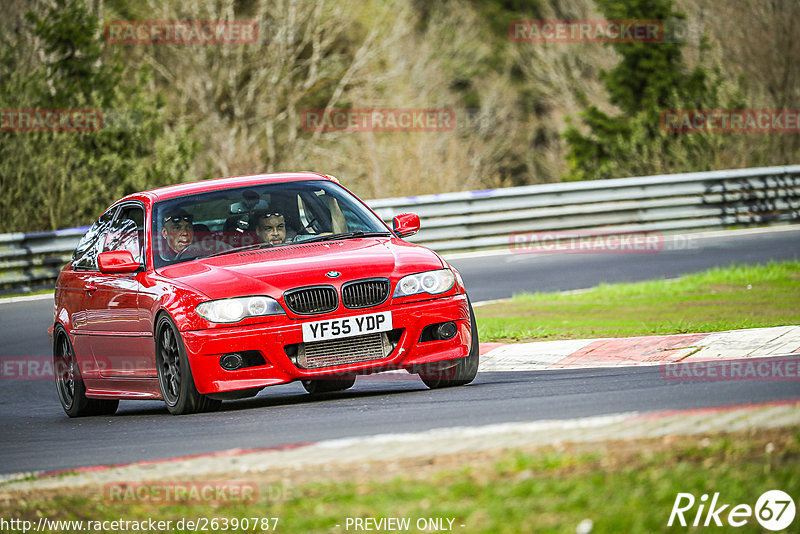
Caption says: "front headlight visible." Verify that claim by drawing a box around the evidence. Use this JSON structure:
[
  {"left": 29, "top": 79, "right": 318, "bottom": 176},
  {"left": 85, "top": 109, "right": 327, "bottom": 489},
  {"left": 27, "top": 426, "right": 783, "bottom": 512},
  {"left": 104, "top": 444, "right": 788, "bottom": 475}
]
[
  {"left": 196, "top": 296, "right": 285, "bottom": 323},
  {"left": 393, "top": 269, "right": 455, "bottom": 297}
]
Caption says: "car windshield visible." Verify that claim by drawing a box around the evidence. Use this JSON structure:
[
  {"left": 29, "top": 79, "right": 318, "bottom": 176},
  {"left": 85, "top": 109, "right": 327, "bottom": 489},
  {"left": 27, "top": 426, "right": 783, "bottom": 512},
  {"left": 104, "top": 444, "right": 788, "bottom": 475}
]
[{"left": 152, "top": 180, "right": 390, "bottom": 268}]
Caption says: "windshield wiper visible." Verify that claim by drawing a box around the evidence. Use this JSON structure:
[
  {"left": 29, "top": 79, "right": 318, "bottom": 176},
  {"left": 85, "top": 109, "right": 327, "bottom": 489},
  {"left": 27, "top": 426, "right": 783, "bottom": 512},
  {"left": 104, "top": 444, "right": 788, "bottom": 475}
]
[
  {"left": 207, "top": 241, "right": 274, "bottom": 258},
  {"left": 298, "top": 231, "right": 392, "bottom": 244}
]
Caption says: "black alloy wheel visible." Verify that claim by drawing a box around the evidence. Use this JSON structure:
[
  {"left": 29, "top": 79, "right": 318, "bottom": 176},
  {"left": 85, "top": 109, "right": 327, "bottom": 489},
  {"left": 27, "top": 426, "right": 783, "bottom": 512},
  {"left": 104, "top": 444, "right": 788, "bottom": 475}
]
[
  {"left": 418, "top": 298, "right": 480, "bottom": 389},
  {"left": 155, "top": 315, "right": 221, "bottom": 415},
  {"left": 54, "top": 327, "right": 118, "bottom": 417}
]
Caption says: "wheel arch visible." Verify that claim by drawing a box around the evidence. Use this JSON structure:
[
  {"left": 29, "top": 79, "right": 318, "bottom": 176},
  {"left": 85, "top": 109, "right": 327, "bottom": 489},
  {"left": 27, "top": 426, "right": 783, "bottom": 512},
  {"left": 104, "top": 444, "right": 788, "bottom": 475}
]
[
  {"left": 153, "top": 308, "right": 175, "bottom": 335},
  {"left": 152, "top": 309, "right": 204, "bottom": 393},
  {"left": 154, "top": 286, "right": 209, "bottom": 333},
  {"left": 51, "top": 321, "right": 69, "bottom": 352},
  {"left": 53, "top": 305, "right": 73, "bottom": 336}
]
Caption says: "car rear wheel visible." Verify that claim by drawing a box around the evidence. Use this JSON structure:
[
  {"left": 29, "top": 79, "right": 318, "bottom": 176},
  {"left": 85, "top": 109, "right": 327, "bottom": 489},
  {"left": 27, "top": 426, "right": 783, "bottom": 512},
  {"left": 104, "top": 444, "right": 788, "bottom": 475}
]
[
  {"left": 156, "top": 315, "right": 221, "bottom": 415},
  {"left": 301, "top": 376, "right": 356, "bottom": 394},
  {"left": 54, "top": 328, "right": 118, "bottom": 417},
  {"left": 418, "top": 299, "right": 480, "bottom": 389}
]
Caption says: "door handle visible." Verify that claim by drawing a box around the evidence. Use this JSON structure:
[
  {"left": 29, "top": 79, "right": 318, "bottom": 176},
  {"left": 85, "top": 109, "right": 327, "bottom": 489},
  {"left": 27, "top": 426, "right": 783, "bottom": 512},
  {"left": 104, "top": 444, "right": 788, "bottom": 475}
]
[{"left": 84, "top": 282, "right": 98, "bottom": 295}]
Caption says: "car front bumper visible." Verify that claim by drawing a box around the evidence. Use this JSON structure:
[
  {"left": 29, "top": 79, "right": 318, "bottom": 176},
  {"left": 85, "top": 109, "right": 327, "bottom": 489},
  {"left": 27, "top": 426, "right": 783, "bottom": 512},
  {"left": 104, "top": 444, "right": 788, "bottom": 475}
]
[{"left": 182, "top": 294, "right": 472, "bottom": 394}]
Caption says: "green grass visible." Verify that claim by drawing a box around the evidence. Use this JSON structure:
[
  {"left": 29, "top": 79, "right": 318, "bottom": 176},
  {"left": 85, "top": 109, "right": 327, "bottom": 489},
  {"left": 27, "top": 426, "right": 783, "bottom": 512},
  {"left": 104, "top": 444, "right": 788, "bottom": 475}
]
[
  {"left": 475, "top": 261, "right": 800, "bottom": 342},
  {"left": 0, "top": 287, "right": 54, "bottom": 299},
  {"left": 4, "top": 429, "right": 798, "bottom": 533}
]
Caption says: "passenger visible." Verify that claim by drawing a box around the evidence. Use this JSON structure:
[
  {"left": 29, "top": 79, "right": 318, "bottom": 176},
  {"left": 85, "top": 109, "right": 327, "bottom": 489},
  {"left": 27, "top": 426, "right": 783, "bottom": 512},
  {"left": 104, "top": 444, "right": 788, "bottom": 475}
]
[
  {"left": 161, "top": 208, "right": 194, "bottom": 259},
  {"left": 225, "top": 189, "right": 268, "bottom": 233},
  {"left": 242, "top": 189, "right": 262, "bottom": 211},
  {"left": 254, "top": 211, "right": 287, "bottom": 245}
]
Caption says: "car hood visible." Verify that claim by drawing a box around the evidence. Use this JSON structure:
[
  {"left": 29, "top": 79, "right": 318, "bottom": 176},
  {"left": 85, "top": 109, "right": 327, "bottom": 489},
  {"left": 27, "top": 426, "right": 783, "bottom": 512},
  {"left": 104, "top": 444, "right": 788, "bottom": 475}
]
[{"left": 156, "top": 237, "right": 445, "bottom": 300}]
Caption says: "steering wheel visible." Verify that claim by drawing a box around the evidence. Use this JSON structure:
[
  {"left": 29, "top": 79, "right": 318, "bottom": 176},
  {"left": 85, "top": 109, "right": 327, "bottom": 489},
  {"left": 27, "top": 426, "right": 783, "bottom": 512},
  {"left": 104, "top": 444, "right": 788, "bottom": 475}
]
[{"left": 174, "top": 242, "right": 202, "bottom": 260}]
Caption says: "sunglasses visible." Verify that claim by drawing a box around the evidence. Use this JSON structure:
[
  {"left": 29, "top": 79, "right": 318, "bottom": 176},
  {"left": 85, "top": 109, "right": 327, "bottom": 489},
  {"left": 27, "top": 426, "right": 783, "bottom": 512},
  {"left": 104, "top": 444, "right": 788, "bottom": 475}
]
[{"left": 163, "top": 215, "right": 193, "bottom": 225}]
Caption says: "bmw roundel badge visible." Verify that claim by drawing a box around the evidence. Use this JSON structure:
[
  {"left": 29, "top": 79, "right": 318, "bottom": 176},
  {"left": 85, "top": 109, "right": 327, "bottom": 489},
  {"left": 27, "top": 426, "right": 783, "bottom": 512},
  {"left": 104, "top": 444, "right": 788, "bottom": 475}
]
[{"left": 326, "top": 271, "right": 341, "bottom": 278}]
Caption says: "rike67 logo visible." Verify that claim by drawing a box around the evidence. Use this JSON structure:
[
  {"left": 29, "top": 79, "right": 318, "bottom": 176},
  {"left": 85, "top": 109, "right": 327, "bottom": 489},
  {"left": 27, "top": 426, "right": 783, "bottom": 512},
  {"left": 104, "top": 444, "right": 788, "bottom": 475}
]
[{"left": 668, "top": 490, "right": 796, "bottom": 531}]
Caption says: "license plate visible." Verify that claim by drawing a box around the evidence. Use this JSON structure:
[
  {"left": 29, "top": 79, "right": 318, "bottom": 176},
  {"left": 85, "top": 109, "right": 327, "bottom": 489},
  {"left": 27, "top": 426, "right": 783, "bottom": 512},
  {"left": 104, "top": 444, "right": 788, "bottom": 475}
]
[{"left": 301, "top": 311, "right": 392, "bottom": 342}]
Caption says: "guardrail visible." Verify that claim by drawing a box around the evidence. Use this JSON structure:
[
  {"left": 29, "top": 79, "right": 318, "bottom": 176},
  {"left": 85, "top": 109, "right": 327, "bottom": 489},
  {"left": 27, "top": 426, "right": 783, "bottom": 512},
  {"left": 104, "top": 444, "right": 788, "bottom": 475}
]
[
  {"left": 2, "top": 165, "right": 799, "bottom": 293},
  {"left": 375, "top": 165, "right": 800, "bottom": 251}
]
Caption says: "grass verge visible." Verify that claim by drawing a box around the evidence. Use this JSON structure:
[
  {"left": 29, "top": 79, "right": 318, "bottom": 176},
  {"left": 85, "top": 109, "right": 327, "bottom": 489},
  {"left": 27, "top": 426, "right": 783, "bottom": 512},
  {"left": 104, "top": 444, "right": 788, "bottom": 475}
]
[
  {"left": 475, "top": 261, "right": 800, "bottom": 342},
  {"left": 0, "top": 288, "right": 54, "bottom": 300},
  {"left": 2, "top": 428, "right": 798, "bottom": 533}
]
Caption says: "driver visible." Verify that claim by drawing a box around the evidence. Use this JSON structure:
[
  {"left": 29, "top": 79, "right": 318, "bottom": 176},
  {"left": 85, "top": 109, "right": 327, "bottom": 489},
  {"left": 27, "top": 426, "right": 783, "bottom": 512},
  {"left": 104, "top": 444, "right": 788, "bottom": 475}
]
[
  {"left": 161, "top": 208, "right": 194, "bottom": 259},
  {"left": 254, "top": 211, "right": 287, "bottom": 245}
]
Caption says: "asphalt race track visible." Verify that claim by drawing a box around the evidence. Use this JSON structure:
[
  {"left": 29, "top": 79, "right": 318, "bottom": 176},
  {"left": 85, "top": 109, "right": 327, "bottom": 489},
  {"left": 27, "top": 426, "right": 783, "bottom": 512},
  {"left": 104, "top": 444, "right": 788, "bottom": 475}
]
[{"left": 1, "top": 227, "right": 799, "bottom": 475}]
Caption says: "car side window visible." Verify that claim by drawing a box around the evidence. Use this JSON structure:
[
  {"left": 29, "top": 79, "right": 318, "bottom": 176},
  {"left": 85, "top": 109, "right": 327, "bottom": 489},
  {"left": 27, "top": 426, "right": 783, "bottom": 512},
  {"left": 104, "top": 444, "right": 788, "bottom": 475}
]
[
  {"left": 311, "top": 189, "right": 370, "bottom": 233},
  {"left": 337, "top": 202, "right": 371, "bottom": 232},
  {"left": 72, "top": 209, "right": 116, "bottom": 271},
  {"left": 298, "top": 190, "right": 344, "bottom": 234},
  {"left": 104, "top": 205, "right": 145, "bottom": 264},
  {"left": 297, "top": 196, "right": 312, "bottom": 230},
  {"left": 297, "top": 194, "right": 328, "bottom": 233}
]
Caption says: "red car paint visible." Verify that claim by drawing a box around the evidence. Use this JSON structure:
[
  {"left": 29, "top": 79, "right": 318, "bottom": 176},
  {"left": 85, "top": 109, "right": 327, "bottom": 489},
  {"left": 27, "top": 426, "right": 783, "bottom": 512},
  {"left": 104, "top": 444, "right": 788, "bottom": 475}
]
[{"left": 51, "top": 172, "right": 475, "bottom": 412}]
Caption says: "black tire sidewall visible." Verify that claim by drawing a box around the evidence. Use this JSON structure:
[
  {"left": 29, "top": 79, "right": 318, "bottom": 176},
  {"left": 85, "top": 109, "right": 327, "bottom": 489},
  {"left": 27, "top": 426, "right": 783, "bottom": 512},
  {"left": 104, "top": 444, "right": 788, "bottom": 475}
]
[
  {"left": 462, "top": 300, "right": 480, "bottom": 377},
  {"left": 155, "top": 314, "right": 219, "bottom": 415},
  {"left": 302, "top": 376, "right": 356, "bottom": 394},
  {"left": 54, "top": 327, "right": 118, "bottom": 417},
  {"left": 54, "top": 328, "right": 87, "bottom": 416},
  {"left": 419, "top": 297, "right": 479, "bottom": 388},
  {"left": 156, "top": 315, "right": 194, "bottom": 414}
]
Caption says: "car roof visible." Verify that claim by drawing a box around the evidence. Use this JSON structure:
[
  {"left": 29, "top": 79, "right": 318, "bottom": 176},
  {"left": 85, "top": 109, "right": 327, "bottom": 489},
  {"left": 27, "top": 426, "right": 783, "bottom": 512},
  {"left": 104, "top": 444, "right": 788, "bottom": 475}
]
[{"left": 122, "top": 171, "right": 333, "bottom": 203}]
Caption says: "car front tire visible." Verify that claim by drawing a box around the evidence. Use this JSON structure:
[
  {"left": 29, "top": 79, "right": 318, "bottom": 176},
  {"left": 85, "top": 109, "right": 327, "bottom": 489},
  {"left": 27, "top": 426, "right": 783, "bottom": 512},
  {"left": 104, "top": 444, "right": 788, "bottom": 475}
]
[
  {"left": 156, "top": 314, "right": 221, "bottom": 415},
  {"left": 418, "top": 299, "right": 480, "bottom": 389},
  {"left": 53, "top": 327, "right": 118, "bottom": 417},
  {"left": 302, "top": 376, "right": 356, "bottom": 394}
]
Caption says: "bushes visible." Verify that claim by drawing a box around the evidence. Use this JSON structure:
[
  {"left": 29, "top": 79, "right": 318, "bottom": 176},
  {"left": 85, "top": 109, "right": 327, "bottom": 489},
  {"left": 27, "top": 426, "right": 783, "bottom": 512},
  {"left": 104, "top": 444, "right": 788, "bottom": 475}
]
[
  {"left": 0, "top": 0, "right": 196, "bottom": 232},
  {"left": 2, "top": 0, "right": 797, "bottom": 232},
  {"left": 562, "top": 0, "right": 730, "bottom": 181}
]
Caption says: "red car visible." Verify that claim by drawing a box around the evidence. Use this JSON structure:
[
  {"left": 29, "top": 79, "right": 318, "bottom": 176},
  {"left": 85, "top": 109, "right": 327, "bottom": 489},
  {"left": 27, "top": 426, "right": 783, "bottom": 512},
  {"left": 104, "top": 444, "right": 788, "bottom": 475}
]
[{"left": 50, "top": 172, "right": 478, "bottom": 416}]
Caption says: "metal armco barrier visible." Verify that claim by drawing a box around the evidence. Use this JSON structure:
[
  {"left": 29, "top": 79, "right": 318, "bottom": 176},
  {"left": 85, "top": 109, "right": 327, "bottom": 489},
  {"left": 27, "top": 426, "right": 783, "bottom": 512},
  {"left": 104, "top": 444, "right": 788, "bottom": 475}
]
[
  {"left": 2, "top": 165, "right": 799, "bottom": 293},
  {"left": 0, "top": 228, "right": 88, "bottom": 292},
  {"left": 375, "top": 165, "right": 800, "bottom": 251}
]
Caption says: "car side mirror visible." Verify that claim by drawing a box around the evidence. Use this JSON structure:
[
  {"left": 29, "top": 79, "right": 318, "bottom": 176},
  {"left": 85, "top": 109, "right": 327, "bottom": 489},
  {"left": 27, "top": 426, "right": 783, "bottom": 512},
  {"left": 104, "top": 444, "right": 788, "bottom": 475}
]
[
  {"left": 97, "top": 251, "right": 141, "bottom": 274},
  {"left": 392, "top": 213, "right": 420, "bottom": 238}
]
